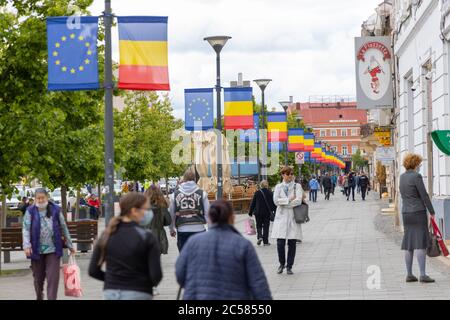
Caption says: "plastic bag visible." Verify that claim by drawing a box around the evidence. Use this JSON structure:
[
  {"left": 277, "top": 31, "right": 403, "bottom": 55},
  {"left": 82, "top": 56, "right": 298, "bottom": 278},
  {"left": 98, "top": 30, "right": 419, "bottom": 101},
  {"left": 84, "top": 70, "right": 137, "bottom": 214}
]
[
  {"left": 245, "top": 218, "right": 256, "bottom": 235},
  {"left": 63, "top": 255, "right": 83, "bottom": 297}
]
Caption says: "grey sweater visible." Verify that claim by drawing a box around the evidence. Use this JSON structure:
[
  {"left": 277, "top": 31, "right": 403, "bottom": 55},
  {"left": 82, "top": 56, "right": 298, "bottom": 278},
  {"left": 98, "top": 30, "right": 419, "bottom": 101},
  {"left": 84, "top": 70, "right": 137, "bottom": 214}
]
[{"left": 399, "top": 170, "right": 435, "bottom": 214}]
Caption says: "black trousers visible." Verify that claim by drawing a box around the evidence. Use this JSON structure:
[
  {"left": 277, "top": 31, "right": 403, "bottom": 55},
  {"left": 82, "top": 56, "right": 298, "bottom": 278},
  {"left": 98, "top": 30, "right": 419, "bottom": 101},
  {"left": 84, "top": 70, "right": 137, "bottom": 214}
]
[
  {"left": 277, "top": 239, "right": 297, "bottom": 269},
  {"left": 361, "top": 187, "right": 367, "bottom": 200},
  {"left": 347, "top": 186, "right": 355, "bottom": 200},
  {"left": 256, "top": 215, "right": 270, "bottom": 244},
  {"left": 324, "top": 188, "right": 331, "bottom": 200}
]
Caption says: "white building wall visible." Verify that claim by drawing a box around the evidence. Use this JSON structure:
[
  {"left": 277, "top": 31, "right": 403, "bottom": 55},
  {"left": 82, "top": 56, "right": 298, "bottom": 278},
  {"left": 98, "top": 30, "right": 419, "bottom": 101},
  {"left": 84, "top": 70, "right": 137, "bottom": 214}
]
[{"left": 395, "top": 0, "right": 450, "bottom": 196}]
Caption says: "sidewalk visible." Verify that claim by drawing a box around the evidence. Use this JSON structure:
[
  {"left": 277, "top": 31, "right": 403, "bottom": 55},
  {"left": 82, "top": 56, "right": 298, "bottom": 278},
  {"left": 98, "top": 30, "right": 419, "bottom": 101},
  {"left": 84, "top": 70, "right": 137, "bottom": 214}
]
[{"left": 1, "top": 192, "right": 450, "bottom": 300}]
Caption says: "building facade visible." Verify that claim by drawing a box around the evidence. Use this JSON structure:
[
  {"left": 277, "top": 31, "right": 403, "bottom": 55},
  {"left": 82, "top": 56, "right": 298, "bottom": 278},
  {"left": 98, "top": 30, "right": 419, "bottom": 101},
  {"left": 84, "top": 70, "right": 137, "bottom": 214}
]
[
  {"left": 393, "top": 0, "right": 450, "bottom": 238},
  {"left": 289, "top": 98, "right": 368, "bottom": 166}
]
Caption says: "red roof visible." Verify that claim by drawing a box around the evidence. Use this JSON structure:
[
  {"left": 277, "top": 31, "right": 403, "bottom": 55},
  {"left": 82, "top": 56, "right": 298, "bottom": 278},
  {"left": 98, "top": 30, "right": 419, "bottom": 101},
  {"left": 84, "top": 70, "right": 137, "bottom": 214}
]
[{"left": 289, "top": 102, "right": 368, "bottom": 125}]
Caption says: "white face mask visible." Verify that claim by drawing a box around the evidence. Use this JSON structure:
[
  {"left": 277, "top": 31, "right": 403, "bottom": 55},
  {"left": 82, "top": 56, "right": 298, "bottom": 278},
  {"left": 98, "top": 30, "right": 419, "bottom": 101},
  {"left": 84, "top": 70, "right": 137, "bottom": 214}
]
[{"left": 36, "top": 201, "right": 48, "bottom": 209}]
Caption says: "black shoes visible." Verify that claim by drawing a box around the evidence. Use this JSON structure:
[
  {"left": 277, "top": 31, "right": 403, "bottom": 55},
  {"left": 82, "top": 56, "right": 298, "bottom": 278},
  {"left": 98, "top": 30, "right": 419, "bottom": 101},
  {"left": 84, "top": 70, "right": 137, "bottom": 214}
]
[
  {"left": 263, "top": 243, "right": 271, "bottom": 246},
  {"left": 419, "top": 275, "right": 435, "bottom": 283},
  {"left": 277, "top": 265, "right": 284, "bottom": 274},
  {"left": 406, "top": 275, "right": 418, "bottom": 282},
  {"left": 286, "top": 268, "right": 294, "bottom": 275},
  {"left": 257, "top": 238, "right": 262, "bottom": 246}
]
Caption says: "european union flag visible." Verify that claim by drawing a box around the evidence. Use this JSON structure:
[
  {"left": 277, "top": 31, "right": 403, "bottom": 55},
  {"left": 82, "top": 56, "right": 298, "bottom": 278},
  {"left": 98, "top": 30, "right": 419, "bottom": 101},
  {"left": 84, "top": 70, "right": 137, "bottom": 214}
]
[
  {"left": 185, "top": 88, "right": 214, "bottom": 131},
  {"left": 240, "top": 113, "right": 259, "bottom": 142},
  {"left": 47, "top": 17, "right": 99, "bottom": 91}
]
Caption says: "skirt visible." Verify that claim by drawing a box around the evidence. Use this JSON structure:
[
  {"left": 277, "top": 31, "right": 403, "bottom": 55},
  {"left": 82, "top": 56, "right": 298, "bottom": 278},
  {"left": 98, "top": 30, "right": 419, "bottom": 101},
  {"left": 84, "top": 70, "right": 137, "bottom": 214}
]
[{"left": 401, "top": 211, "right": 429, "bottom": 250}]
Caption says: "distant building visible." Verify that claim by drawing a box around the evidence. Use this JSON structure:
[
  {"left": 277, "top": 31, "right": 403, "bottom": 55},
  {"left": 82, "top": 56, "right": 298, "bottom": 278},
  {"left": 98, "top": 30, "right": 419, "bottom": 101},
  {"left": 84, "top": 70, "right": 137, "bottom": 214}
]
[{"left": 289, "top": 97, "right": 368, "bottom": 164}]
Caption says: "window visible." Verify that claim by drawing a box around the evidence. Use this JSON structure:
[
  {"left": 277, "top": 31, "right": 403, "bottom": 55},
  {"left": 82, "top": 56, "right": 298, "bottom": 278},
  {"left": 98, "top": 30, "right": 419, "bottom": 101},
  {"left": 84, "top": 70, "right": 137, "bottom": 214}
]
[
  {"left": 331, "top": 129, "right": 337, "bottom": 137},
  {"left": 351, "top": 129, "right": 357, "bottom": 136},
  {"left": 352, "top": 145, "right": 358, "bottom": 154},
  {"left": 342, "top": 146, "right": 348, "bottom": 155},
  {"left": 320, "top": 130, "right": 326, "bottom": 137},
  {"left": 341, "top": 129, "right": 347, "bottom": 137}
]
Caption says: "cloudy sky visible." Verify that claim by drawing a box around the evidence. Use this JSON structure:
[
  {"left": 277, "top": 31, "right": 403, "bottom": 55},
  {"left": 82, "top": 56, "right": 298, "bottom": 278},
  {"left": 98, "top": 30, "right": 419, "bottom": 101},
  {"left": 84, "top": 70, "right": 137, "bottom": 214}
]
[{"left": 88, "top": 0, "right": 381, "bottom": 119}]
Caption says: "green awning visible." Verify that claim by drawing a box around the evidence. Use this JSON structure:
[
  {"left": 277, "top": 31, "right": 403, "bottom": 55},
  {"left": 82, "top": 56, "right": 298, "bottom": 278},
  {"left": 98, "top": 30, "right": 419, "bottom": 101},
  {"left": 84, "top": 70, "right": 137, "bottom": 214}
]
[{"left": 431, "top": 130, "right": 450, "bottom": 155}]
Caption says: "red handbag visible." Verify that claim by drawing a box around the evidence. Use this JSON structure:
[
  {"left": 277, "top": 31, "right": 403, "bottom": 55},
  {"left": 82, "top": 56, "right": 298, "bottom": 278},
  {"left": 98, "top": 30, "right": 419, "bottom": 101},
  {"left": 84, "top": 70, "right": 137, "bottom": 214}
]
[{"left": 430, "top": 216, "right": 449, "bottom": 257}]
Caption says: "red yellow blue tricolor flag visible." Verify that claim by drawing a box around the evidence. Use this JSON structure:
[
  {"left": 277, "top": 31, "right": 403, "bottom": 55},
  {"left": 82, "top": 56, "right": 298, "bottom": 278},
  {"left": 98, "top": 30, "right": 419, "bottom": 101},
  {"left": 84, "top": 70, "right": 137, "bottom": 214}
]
[
  {"left": 224, "top": 87, "right": 254, "bottom": 130},
  {"left": 118, "top": 16, "right": 170, "bottom": 90}
]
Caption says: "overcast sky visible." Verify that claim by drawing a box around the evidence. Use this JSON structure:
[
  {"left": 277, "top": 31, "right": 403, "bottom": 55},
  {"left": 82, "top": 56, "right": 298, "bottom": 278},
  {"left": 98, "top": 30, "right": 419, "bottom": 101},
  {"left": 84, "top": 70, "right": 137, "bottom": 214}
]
[{"left": 88, "top": 0, "right": 381, "bottom": 119}]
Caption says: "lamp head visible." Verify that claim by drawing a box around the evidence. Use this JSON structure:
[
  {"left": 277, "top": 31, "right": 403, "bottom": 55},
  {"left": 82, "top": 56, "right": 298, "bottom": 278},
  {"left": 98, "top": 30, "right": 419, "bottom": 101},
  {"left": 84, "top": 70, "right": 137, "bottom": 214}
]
[
  {"left": 254, "top": 79, "right": 272, "bottom": 91},
  {"left": 278, "top": 101, "right": 290, "bottom": 112},
  {"left": 204, "top": 36, "right": 232, "bottom": 53}
]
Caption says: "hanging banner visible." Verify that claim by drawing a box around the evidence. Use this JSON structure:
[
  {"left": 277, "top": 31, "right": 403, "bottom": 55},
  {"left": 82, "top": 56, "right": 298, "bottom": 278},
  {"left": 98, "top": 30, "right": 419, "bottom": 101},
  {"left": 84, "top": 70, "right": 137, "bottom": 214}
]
[{"left": 355, "top": 36, "right": 393, "bottom": 109}]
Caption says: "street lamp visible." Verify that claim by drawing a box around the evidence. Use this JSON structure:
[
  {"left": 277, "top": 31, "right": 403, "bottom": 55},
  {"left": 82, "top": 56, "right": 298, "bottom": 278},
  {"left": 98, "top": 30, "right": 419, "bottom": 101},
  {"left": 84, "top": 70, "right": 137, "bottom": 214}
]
[
  {"left": 204, "top": 36, "right": 231, "bottom": 199},
  {"left": 279, "top": 101, "right": 291, "bottom": 166},
  {"left": 254, "top": 79, "right": 272, "bottom": 182}
]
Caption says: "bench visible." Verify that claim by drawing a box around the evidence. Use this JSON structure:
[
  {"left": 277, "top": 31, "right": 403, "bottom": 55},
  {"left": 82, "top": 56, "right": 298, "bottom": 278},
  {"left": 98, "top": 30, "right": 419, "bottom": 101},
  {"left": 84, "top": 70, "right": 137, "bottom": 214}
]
[
  {"left": 0, "top": 220, "right": 98, "bottom": 262},
  {"left": 229, "top": 186, "right": 252, "bottom": 214}
]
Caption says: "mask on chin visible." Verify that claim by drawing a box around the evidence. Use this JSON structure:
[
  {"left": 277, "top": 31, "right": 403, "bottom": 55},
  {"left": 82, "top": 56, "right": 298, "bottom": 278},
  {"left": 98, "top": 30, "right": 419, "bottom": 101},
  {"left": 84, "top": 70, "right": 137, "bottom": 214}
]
[{"left": 36, "top": 202, "right": 48, "bottom": 209}]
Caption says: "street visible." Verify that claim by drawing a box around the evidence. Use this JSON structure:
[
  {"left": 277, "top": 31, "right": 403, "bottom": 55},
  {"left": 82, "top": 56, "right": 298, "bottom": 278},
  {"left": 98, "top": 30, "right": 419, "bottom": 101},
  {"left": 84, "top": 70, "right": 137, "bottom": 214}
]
[{"left": 1, "top": 192, "right": 450, "bottom": 300}]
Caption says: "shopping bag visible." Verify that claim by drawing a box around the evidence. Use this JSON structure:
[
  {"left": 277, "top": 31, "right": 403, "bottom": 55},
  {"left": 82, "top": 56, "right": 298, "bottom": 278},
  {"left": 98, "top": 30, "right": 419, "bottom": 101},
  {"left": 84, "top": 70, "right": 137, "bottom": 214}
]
[
  {"left": 245, "top": 218, "right": 256, "bottom": 235},
  {"left": 63, "top": 255, "right": 83, "bottom": 297},
  {"left": 427, "top": 227, "right": 441, "bottom": 258},
  {"left": 430, "top": 216, "right": 449, "bottom": 257}
]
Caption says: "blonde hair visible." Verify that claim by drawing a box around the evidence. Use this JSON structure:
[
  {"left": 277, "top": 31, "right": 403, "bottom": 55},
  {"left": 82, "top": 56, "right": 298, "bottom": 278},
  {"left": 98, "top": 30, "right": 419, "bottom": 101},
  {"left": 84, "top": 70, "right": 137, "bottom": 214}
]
[
  {"left": 403, "top": 153, "right": 422, "bottom": 170},
  {"left": 260, "top": 180, "right": 269, "bottom": 189}
]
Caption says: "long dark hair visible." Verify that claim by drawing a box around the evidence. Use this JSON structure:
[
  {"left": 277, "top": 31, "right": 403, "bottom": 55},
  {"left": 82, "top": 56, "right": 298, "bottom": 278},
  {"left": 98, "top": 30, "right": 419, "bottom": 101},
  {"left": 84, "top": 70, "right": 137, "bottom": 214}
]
[
  {"left": 97, "top": 192, "right": 147, "bottom": 266},
  {"left": 144, "top": 184, "right": 168, "bottom": 208}
]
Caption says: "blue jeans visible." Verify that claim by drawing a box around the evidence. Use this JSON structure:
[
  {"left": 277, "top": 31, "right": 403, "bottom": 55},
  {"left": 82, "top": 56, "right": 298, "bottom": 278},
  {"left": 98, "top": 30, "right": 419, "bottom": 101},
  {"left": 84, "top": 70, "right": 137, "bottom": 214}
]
[
  {"left": 104, "top": 289, "right": 153, "bottom": 300},
  {"left": 310, "top": 189, "right": 318, "bottom": 202}
]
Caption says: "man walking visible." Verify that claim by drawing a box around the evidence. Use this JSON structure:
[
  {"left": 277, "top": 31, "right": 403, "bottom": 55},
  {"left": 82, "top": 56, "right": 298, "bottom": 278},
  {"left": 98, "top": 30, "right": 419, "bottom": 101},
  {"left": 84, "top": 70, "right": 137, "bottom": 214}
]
[
  {"left": 347, "top": 172, "right": 356, "bottom": 201},
  {"left": 355, "top": 173, "right": 361, "bottom": 194},
  {"left": 169, "top": 170, "right": 210, "bottom": 252},
  {"left": 322, "top": 172, "right": 333, "bottom": 201},
  {"left": 249, "top": 180, "right": 276, "bottom": 246},
  {"left": 309, "top": 175, "right": 320, "bottom": 203},
  {"left": 331, "top": 174, "right": 337, "bottom": 195},
  {"left": 359, "top": 172, "right": 370, "bottom": 201}
]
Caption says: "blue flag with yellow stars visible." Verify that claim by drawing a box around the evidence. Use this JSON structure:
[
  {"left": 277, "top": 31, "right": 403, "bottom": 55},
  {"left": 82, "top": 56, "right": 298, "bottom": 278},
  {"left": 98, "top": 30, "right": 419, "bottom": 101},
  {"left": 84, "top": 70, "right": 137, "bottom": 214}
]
[
  {"left": 185, "top": 88, "right": 214, "bottom": 131},
  {"left": 47, "top": 16, "right": 99, "bottom": 91}
]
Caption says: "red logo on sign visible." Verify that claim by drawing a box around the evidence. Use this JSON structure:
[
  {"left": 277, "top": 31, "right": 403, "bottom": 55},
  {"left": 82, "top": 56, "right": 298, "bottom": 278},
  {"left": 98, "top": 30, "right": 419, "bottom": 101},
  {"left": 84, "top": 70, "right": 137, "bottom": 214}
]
[{"left": 357, "top": 42, "right": 391, "bottom": 62}]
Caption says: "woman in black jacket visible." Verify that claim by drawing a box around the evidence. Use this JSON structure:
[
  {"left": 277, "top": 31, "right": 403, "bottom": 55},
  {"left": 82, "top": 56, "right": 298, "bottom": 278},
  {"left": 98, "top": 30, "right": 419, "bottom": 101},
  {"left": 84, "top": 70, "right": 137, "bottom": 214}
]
[
  {"left": 88, "top": 192, "right": 162, "bottom": 300},
  {"left": 249, "top": 180, "right": 276, "bottom": 246}
]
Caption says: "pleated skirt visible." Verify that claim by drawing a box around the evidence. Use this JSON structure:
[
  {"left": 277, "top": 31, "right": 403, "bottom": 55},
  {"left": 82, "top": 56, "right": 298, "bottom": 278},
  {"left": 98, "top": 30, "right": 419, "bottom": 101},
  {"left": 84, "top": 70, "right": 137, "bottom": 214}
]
[{"left": 401, "top": 211, "right": 429, "bottom": 250}]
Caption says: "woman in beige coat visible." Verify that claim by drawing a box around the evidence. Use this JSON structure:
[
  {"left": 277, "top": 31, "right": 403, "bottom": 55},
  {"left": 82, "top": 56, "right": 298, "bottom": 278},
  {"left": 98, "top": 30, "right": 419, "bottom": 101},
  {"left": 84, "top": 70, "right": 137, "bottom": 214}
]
[{"left": 271, "top": 166, "right": 306, "bottom": 275}]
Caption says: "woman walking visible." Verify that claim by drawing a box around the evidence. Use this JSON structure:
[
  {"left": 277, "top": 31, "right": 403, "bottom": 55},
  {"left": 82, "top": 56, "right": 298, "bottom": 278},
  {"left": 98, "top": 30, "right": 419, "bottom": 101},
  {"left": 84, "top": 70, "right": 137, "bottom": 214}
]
[
  {"left": 176, "top": 199, "right": 272, "bottom": 300},
  {"left": 400, "top": 154, "right": 435, "bottom": 283},
  {"left": 249, "top": 180, "right": 276, "bottom": 246},
  {"left": 144, "top": 185, "right": 171, "bottom": 254},
  {"left": 271, "top": 166, "right": 306, "bottom": 275},
  {"left": 22, "top": 188, "right": 75, "bottom": 300},
  {"left": 88, "top": 192, "right": 163, "bottom": 299}
]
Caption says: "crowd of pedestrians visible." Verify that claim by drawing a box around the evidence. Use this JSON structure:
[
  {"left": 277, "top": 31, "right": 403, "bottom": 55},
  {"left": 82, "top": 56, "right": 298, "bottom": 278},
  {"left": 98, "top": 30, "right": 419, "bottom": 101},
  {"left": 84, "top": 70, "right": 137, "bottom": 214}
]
[{"left": 25, "top": 158, "right": 440, "bottom": 301}]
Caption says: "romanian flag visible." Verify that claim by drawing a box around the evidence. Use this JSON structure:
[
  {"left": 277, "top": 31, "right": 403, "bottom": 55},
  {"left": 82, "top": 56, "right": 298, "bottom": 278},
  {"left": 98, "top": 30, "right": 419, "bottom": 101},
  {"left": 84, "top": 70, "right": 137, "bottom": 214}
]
[
  {"left": 267, "top": 112, "right": 287, "bottom": 142},
  {"left": 118, "top": 16, "right": 170, "bottom": 91},
  {"left": 288, "top": 128, "right": 304, "bottom": 152},
  {"left": 311, "top": 142, "right": 322, "bottom": 159},
  {"left": 303, "top": 133, "right": 315, "bottom": 152},
  {"left": 224, "top": 87, "right": 253, "bottom": 130}
]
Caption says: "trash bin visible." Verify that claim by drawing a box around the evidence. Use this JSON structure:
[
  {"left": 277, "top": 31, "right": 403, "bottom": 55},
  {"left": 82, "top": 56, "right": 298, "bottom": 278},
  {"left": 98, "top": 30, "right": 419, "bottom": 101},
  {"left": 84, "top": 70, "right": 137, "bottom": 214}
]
[{"left": 76, "top": 218, "right": 95, "bottom": 253}]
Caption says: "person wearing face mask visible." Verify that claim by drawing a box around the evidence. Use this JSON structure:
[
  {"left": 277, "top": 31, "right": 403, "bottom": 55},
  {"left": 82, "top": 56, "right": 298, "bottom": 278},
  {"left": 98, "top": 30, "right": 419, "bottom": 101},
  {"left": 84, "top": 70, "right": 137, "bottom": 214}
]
[
  {"left": 88, "top": 192, "right": 162, "bottom": 300},
  {"left": 176, "top": 199, "right": 272, "bottom": 300},
  {"left": 22, "top": 188, "right": 75, "bottom": 300},
  {"left": 271, "top": 166, "right": 306, "bottom": 275}
]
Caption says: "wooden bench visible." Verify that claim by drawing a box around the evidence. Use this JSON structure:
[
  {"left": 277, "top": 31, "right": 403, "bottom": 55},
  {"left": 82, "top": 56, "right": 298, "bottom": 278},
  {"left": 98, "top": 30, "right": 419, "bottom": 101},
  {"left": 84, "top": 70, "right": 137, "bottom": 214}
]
[
  {"left": 67, "top": 221, "right": 98, "bottom": 252},
  {"left": 229, "top": 186, "right": 252, "bottom": 214},
  {"left": 0, "top": 220, "right": 98, "bottom": 262}
]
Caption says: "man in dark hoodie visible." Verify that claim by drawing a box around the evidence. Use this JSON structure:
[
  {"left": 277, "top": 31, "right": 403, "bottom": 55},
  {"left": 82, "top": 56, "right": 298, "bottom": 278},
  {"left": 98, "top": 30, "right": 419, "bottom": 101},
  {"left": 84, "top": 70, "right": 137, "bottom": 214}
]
[{"left": 169, "top": 169, "right": 210, "bottom": 252}]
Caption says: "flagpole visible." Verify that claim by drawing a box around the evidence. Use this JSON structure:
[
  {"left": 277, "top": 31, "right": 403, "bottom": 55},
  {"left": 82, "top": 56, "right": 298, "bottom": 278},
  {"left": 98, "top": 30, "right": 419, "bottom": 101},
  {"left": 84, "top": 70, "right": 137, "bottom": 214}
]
[{"left": 104, "top": 0, "right": 115, "bottom": 225}]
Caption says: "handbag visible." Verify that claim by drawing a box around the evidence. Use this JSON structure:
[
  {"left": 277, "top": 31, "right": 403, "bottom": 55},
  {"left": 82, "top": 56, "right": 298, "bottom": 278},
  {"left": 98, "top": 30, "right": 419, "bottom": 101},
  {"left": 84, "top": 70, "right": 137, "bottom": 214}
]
[
  {"left": 63, "top": 255, "right": 83, "bottom": 297},
  {"left": 430, "top": 216, "right": 449, "bottom": 257},
  {"left": 245, "top": 218, "right": 257, "bottom": 235},
  {"left": 427, "top": 226, "right": 441, "bottom": 258},
  {"left": 292, "top": 184, "right": 309, "bottom": 224},
  {"left": 259, "top": 190, "right": 275, "bottom": 221}
]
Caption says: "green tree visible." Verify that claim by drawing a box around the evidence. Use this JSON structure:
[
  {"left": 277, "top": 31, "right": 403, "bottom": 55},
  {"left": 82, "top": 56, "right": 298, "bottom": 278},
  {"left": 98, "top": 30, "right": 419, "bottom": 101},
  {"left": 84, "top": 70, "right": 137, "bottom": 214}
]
[{"left": 352, "top": 149, "right": 368, "bottom": 171}]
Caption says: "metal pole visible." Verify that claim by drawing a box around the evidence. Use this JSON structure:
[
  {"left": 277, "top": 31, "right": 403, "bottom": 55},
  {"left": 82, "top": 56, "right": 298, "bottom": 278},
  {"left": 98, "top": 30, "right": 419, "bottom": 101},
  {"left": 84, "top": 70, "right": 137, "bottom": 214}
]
[
  {"left": 285, "top": 142, "right": 288, "bottom": 166},
  {"left": 261, "top": 89, "right": 266, "bottom": 181},
  {"left": 104, "top": 0, "right": 115, "bottom": 225},
  {"left": 216, "top": 51, "right": 223, "bottom": 199}
]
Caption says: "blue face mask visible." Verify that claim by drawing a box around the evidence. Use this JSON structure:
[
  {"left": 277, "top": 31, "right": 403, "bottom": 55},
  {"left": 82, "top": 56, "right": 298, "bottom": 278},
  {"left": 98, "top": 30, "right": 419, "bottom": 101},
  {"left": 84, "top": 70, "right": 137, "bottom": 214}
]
[{"left": 140, "top": 209, "right": 154, "bottom": 226}]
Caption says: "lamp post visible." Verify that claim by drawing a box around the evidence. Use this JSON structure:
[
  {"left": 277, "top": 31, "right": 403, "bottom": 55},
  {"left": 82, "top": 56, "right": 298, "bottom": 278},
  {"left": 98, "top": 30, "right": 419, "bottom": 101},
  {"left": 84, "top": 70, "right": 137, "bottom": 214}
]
[
  {"left": 254, "top": 79, "right": 271, "bottom": 182},
  {"left": 204, "top": 36, "right": 231, "bottom": 199},
  {"left": 279, "top": 101, "right": 290, "bottom": 166}
]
